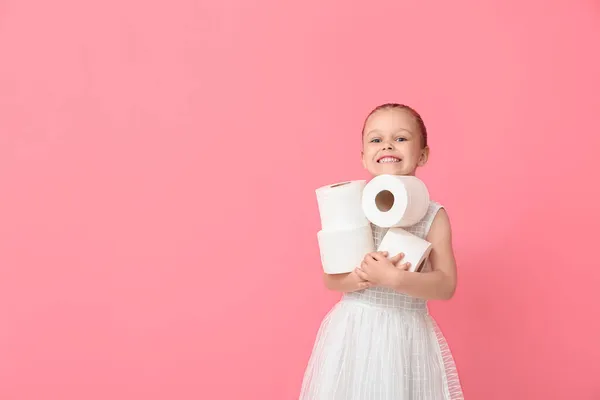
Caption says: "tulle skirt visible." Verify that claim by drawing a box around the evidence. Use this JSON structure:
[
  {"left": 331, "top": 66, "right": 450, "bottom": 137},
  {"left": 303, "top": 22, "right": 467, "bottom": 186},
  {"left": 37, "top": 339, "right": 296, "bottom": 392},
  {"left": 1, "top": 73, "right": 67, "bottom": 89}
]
[{"left": 300, "top": 298, "right": 463, "bottom": 400}]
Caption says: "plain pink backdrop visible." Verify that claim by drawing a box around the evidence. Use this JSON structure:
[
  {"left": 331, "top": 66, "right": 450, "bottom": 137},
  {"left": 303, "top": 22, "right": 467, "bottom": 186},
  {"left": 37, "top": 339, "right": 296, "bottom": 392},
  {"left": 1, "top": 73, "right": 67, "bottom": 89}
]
[{"left": 1, "top": 0, "right": 599, "bottom": 399}]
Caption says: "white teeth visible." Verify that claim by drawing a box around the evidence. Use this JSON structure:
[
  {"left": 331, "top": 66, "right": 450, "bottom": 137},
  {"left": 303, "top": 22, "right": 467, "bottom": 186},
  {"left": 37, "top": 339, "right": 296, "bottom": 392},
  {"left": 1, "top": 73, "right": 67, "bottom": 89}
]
[{"left": 378, "top": 157, "right": 400, "bottom": 163}]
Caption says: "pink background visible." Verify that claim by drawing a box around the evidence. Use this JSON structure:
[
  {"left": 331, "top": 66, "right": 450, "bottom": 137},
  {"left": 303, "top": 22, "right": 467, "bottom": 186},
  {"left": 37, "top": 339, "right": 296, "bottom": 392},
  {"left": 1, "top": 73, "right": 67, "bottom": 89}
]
[{"left": 1, "top": 0, "right": 599, "bottom": 399}]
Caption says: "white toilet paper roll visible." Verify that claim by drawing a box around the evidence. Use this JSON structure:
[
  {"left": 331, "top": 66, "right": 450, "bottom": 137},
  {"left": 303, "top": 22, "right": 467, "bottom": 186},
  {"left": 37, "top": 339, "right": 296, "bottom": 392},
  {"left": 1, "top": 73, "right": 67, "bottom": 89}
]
[
  {"left": 377, "top": 228, "right": 432, "bottom": 273},
  {"left": 362, "top": 174, "right": 430, "bottom": 228},
  {"left": 317, "top": 225, "right": 375, "bottom": 274},
  {"left": 316, "top": 180, "right": 370, "bottom": 231}
]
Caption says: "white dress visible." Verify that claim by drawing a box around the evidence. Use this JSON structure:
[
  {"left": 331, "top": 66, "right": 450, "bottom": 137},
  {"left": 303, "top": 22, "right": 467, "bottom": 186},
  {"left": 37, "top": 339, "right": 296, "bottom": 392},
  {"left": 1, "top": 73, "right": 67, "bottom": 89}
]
[{"left": 300, "top": 201, "right": 464, "bottom": 400}]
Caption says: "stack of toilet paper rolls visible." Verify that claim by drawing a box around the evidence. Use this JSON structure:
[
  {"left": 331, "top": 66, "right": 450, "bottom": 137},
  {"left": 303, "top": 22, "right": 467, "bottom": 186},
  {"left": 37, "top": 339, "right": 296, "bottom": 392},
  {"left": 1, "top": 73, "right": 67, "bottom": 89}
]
[
  {"left": 362, "top": 174, "right": 432, "bottom": 273},
  {"left": 315, "top": 180, "right": 376, "bottom": 274},
  {"left": 316, "top": 175, "right": 432, "bottom": 274}
]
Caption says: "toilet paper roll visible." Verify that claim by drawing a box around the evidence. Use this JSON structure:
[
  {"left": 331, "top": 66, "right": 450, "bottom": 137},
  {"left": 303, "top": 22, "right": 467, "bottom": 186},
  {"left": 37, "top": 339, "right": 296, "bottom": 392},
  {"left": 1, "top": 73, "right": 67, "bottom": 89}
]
[
  {"left": 317, "top": 225, "right": 375, "bottom": 274},
  {"left": 362, "top": 174, "right": 430, "bottom": 228},
  {"left": 316, "top": 180, "right": 370, "bottom": 231},
  {"left": 377, "top": 228, "right": 432, "bottom": 273}
]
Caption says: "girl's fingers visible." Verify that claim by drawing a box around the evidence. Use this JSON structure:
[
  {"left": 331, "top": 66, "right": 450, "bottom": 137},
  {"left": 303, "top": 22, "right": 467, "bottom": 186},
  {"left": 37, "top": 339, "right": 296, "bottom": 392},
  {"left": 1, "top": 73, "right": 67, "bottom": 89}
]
[
  {"left": 390, "top": 252, "right": 405, "bottom": 264},
  {"left": 369, "top": 252, "right": 387, "bottom": 262},
  {"left": 358, "top": 281, "right": 371, "bottom": 290},
  {"left": 397, "top": 262, "right": 411, "bottom": 271},
  {"left": 355, "top": 267, "right": 369, "bottom": 281}
]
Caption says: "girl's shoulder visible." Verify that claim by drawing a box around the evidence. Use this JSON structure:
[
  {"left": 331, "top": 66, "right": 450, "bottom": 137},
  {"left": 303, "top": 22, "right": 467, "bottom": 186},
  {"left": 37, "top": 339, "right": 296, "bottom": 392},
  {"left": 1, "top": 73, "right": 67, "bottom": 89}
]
[
  {"left": 425, "top": 200, "right": 453, "bottom": 241},
  {"left": 424, "top": 200, "right": 444, "bottom": 224},
  {"left": 428, "top": 200, "right": 444, "bottom": 213}
]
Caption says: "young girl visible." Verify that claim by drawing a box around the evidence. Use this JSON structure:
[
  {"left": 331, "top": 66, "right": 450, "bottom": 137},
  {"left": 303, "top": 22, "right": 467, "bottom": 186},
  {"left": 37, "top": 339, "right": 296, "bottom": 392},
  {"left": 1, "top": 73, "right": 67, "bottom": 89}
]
[{"left": 300, "top": 103, "right": 464, "bottom": 399}]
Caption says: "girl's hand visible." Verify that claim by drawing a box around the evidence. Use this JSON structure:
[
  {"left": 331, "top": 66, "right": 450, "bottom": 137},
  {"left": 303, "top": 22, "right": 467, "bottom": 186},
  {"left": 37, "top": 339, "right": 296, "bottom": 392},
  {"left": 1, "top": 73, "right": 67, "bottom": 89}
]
[
  {"left": 355, "top": 251, "right": 411, "bottom": 288},
  {"left": 390, "top": 252, "right": 412, "bottom": 271},
  {"left": 323, "top": 268, "right": 373, "bottom": 292},
  {"left": 343, "top": 269, "right": 372, "bottom": 292}
]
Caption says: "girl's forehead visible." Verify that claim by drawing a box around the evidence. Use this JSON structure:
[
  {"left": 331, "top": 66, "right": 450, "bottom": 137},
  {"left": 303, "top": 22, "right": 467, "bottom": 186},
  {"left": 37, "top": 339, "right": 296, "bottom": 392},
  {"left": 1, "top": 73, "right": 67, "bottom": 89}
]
[
  {"left": 366, "top": 109, "right": 416, "bottom": 130},
  {"left": 369, "top": 107, "right": 413, "bottom": 120}
]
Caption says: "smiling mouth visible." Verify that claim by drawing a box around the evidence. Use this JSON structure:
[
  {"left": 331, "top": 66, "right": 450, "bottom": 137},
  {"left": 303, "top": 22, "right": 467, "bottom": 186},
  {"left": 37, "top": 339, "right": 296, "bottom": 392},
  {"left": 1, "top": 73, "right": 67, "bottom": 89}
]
[{"left": 377, "top": 156, "right": 401, "bottom": 164}]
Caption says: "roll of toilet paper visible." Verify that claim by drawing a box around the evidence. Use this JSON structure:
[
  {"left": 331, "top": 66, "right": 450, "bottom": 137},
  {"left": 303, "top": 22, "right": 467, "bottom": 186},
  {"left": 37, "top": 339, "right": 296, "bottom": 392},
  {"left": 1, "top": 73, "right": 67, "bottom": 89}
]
[
  {"left": 317, "top": 225, "right": 375, "bottom": 274},
  {"left": 362, "top": 174, "right": 430, "bottom": 228},
  {"left": 377, "top": 228, "right": 432, "bottom": 273},
  {"left": 316, "top": 180, "right": 370, "bottom": 231}
]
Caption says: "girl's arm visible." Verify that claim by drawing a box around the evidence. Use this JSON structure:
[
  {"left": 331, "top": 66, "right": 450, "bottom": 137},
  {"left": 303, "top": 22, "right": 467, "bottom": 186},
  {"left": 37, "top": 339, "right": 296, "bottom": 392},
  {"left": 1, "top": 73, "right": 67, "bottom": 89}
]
[
  {"left": 323, "top": 251, "right": 399, "bottom": 292},
  {"left": 322, "top": 271, "right": 370, "bottom": 292},
  {"left": 391, "top": 208, "right": 458, "bottom": 300}
]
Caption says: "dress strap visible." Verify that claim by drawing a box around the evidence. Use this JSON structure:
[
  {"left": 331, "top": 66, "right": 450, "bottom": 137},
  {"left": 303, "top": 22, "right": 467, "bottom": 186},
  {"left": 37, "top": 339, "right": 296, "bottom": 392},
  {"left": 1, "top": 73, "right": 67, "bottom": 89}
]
[{"left": 423, "top": 201, "right": 444, "bottom": 238}]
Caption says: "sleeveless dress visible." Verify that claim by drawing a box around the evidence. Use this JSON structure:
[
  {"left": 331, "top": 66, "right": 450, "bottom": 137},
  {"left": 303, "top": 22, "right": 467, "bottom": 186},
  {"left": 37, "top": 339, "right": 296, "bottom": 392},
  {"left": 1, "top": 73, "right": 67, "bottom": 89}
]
[{"left": 300, "top": 201, "right": 464, "bottom": 400}]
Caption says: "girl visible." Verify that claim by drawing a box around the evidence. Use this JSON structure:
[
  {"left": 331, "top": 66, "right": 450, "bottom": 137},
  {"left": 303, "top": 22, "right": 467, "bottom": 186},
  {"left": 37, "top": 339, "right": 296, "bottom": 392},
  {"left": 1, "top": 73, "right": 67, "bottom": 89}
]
[{"left": 300, "top": 103, "right": 464, "bottom": 399}]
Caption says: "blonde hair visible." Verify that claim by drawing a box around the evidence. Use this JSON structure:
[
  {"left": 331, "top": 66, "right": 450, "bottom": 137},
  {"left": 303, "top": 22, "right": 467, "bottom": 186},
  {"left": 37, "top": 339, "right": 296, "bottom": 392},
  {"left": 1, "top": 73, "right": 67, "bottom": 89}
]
[{"left": 362, "top": 103, "right": 428, "bottom": 148}]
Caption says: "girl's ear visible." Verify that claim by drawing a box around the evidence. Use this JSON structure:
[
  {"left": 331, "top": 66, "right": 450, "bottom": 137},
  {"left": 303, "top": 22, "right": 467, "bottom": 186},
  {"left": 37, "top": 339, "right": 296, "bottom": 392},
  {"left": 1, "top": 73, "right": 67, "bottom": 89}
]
[
  {"left": 418, "top": 146, "right": 430, "bottom": 167},
  {"left": 361, "top": 151, "right": 367, "bottom": 169}
]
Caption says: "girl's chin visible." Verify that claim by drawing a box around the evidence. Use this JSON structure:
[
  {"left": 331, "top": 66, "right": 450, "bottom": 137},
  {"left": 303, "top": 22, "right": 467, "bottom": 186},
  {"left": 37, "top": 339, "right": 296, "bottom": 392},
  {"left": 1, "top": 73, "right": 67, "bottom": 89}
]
[{"left": 368, "top": 165, "right": 416, "bottom": 176}]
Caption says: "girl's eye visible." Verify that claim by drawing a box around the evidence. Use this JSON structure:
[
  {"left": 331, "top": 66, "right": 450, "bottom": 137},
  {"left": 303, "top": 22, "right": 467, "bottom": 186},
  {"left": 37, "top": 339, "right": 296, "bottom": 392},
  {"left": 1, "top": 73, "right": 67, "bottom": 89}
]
[{"left": 369, "top": 137, "right": 405, "bottom": 143}]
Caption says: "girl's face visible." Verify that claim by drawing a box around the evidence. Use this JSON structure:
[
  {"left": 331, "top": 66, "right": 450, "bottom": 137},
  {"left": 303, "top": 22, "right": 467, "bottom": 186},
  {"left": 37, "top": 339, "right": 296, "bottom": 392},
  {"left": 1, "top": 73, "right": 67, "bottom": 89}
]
[{"left": 361, "top": 108, "right": 429, "bottom": 177}]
